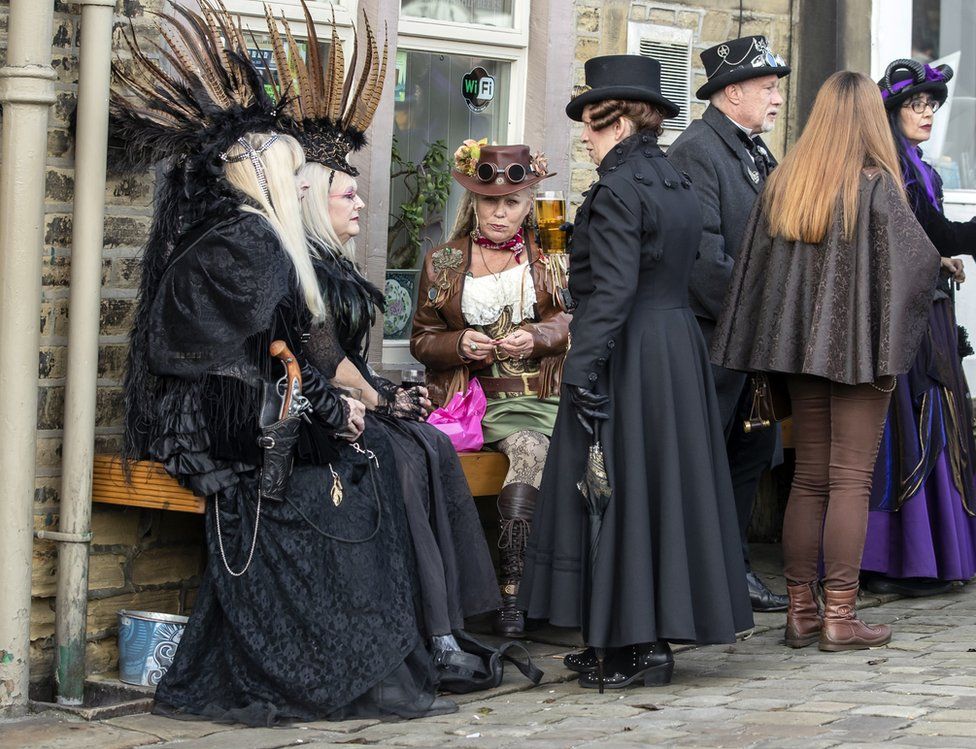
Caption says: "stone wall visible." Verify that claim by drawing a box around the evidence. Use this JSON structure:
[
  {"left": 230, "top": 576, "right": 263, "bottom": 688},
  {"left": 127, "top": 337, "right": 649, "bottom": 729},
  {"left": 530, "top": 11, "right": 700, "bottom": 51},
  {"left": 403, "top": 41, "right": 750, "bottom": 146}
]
[
  {"left": 0, "top": 0, "right": 204, "bottom": 695},
  {"left": 569, "top": 0, "right": 796, "bottom": 211}
]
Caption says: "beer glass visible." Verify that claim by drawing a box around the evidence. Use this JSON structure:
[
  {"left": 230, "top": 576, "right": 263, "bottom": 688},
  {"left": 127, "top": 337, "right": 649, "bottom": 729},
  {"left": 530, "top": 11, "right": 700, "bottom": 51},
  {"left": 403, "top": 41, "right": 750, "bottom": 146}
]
[{"left": 535, "top": 190, "right": 567, "bottom": 254}]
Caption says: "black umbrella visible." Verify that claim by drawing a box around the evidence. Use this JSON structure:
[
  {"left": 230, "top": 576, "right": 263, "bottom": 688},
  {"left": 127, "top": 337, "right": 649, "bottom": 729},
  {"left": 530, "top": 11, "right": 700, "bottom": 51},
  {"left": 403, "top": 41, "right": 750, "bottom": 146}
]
[{"left": 577, "top": 418, "right": 613, "bottom": 692}]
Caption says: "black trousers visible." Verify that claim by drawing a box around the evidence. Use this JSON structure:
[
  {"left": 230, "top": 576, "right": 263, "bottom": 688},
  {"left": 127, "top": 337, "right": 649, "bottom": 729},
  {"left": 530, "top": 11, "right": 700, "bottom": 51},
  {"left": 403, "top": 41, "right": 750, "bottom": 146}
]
[
  {"left": 723, "top": 376, "right": 778, "bottom": 570},
  {"left": 700, "top": 318, "right": 778, "bottom": 570}
]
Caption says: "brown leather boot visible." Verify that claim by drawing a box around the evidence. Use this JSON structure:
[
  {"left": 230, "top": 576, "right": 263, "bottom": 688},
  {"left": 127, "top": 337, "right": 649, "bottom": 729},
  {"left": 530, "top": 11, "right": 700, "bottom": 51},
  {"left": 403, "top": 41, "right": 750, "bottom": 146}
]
[
  {"left": 492, "top": 483, "right": 537, "bottom": 638},
  {"left": 819, "top": 586, "right": 892, "bottom": 651},
  {"left": 785, "top": 582, "right": 821, "bottom": 648}
]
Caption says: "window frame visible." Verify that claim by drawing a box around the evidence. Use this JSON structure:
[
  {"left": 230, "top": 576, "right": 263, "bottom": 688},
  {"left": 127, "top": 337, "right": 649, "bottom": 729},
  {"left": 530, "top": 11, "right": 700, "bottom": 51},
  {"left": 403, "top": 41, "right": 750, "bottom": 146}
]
[
  {"left": 382, "top": 1, "right": 530, "bottom": 359},
  {"left": 222, "top": 0, "right": 358, "bottom": 27}
]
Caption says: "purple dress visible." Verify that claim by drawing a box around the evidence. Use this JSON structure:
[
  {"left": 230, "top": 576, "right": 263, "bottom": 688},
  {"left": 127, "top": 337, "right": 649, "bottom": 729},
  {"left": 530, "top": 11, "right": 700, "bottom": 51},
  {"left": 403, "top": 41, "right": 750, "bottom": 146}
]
[{"left": 862, "top": 156, "right": 976, "bottom": 581}]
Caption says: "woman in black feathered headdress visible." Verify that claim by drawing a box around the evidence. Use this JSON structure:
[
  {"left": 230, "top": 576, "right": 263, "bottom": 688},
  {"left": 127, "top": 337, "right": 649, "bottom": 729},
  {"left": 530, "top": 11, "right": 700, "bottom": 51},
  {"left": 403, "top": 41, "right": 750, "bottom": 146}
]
[{"left": 112, "top": 1, "right": 455, "bottom": 724}]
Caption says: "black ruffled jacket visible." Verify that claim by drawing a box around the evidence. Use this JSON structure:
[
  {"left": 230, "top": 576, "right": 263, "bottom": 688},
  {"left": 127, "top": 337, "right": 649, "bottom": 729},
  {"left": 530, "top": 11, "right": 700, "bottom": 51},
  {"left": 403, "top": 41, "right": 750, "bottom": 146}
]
[{"left": 141, "top": 211, "right": 346, "bottom": 496}]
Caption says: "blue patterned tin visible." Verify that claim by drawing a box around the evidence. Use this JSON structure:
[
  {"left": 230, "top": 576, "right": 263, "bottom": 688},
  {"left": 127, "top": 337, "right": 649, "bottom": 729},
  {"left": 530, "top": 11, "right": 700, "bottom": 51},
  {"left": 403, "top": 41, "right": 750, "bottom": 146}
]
[{"left": 117, "top": 609, "right": 188, "bottom": 687}]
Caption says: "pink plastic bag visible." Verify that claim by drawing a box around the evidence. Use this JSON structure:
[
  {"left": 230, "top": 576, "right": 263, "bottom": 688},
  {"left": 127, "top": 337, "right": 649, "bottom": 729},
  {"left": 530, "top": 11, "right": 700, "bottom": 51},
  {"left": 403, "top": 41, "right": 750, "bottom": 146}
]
[{"left": 426, "top": 378, "right": 486, "bottom": 452}]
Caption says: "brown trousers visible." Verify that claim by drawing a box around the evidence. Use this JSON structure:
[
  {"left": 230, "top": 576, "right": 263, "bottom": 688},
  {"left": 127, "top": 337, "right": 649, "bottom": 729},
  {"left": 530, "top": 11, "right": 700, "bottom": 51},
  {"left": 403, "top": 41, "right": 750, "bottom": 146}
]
[{"left": 783, "top": 375, "right": 892, "bottom": 590}]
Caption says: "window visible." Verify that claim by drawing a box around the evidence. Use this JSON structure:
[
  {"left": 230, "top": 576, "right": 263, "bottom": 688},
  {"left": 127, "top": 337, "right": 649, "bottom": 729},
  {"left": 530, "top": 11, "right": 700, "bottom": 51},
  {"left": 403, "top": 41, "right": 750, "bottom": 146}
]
[
  {"left": 628, "top": 24, "right": 693, "bottom": 139},
  {"left": 912, "top": 0, "right": 976, "bottom": 191},
  {"left": 383, "top": 1, "right": 529, "bottom": 347},
  {"left": 401, "top": 0, "right": 516, "bottom": 28}
]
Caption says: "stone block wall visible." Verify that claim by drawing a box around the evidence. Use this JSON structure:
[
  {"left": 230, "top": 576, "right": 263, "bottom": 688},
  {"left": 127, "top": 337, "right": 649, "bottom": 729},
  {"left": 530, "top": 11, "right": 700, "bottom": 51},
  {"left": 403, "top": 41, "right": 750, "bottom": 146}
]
[
  {"left": 569, "top": 0, "right": 796, "bottom": 212},
  {"left": 0, "top": 0, "right": 204, "bottom": 695}
]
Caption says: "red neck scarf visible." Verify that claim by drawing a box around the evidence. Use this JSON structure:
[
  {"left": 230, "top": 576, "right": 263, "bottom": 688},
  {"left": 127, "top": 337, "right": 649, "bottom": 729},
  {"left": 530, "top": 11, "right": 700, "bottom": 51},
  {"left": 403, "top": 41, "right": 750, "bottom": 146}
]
[{"left": 471, "top": 227, "right": 526, "bottom": 264}]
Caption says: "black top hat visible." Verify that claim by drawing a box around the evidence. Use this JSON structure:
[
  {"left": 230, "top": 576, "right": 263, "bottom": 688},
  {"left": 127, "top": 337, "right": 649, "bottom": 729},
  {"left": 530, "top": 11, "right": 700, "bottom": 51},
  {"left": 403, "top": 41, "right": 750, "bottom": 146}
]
[
  {"left": 878, "top": 58, "right": 953, "bottom": 111},
  {"left": 566, "top": 55, "right": 680, "bottom": 122},
  {"left": 696, "top": 36, "right": 790, "bottom": 100}
]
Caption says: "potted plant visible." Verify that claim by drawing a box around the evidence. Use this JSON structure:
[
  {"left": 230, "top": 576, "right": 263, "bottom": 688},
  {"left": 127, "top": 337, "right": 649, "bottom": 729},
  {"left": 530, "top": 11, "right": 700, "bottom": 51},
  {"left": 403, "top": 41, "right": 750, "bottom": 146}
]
[{"left": 384, "top": 137, "right": 451, "bottom": 338}]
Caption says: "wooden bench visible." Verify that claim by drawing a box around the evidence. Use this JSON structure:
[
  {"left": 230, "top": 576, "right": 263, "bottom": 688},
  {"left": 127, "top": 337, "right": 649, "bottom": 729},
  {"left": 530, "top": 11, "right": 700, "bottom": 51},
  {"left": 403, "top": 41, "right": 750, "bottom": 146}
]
[
  {"left": 91, "top": 451, "right": 511, "bottom": 514},
  {"left": 92, "top": 418, "right": 791, "bottom": 514}
]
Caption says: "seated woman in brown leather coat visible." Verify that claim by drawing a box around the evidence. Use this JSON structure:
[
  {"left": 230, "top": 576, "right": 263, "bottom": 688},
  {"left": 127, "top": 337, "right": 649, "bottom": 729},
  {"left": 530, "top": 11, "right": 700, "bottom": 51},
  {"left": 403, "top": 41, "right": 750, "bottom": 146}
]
[{"left": 411, "top": 143, "right": 571, "bottom": 638}]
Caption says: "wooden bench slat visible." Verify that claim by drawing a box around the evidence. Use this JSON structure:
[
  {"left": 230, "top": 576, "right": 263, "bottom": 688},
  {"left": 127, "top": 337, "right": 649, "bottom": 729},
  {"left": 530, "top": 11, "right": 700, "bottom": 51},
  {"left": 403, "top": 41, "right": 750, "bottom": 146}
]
[{"left": 92, "top": 450, "right": 512, "bottom": 513}]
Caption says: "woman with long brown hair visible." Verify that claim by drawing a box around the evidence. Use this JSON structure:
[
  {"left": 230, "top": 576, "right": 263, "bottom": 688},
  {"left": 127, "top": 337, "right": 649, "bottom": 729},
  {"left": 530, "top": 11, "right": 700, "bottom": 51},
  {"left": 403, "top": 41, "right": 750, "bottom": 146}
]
[{"left": 712, "top": 71, "right": 940, "bottom": 651}]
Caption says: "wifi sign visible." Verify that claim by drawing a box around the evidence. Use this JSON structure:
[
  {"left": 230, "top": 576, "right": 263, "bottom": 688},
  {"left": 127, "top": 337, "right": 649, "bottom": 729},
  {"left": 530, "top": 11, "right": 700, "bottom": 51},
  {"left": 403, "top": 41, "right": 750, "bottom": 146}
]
[{"left": 462, "top": 66, "right": 495, "bottom": 113}]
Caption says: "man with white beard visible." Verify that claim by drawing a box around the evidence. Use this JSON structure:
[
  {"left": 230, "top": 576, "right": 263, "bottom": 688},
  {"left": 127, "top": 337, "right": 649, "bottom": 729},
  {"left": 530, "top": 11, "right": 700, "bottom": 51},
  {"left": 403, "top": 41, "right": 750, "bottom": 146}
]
[{"left": 669, "top": 35, "right": 791, "bottom": 613}]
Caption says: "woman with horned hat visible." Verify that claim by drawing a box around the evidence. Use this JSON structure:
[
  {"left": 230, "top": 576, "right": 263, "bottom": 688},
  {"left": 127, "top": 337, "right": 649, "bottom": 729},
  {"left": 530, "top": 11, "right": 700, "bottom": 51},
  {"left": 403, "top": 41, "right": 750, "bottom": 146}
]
[
  {"left": 113, "top": 3, "right": 454, "bottom": 723},
  {"left": 860, "top": 60, "right": 976, "bottom": 597}
]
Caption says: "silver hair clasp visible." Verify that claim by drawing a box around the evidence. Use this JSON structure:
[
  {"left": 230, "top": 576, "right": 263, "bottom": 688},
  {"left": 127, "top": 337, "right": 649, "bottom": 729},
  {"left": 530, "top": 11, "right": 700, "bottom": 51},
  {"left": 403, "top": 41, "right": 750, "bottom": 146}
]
[{"left": 219, "top": 135, "right": 279, "bottom": 203}]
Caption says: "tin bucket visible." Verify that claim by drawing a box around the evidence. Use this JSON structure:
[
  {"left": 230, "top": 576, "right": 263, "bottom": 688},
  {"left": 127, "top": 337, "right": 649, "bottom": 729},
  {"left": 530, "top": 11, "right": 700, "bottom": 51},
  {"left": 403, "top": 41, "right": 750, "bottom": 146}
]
[{"left": 117, "top": 610, "right": 188, "bottom": 687}]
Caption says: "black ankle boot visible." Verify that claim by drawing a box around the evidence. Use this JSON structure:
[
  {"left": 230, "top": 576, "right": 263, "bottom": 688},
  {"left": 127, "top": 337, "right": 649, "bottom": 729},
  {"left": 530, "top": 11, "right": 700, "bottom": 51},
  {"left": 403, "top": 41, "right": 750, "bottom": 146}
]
[
  {"left": 492, "top": 483, "right": 537, "bottom": 638},
  {"left": 578, "top": 642, "right": 674, "bottom": 690},
  {"left": 563, "top": 647, "right": 598, "bottom": 674}
]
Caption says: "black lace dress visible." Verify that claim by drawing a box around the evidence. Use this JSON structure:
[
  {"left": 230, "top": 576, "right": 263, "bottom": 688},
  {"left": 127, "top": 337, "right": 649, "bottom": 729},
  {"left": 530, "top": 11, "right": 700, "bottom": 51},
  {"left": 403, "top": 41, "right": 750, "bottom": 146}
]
[
  {"left": 306, "top": 243, "right": 500, "bottom": 638},
  {"left": 141, "top": 211, "right": 450, "bottom": 725}
]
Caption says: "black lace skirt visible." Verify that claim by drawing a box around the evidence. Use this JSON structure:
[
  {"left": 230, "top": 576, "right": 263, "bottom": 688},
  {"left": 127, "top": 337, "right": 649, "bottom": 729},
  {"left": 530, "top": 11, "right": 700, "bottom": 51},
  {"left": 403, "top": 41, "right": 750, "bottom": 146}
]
[
  {"left": 153, "top": 432, "right": 449, "bottom": 725},
  {"left": 376, "top": 415, "right": 501, "bottom": 636}
]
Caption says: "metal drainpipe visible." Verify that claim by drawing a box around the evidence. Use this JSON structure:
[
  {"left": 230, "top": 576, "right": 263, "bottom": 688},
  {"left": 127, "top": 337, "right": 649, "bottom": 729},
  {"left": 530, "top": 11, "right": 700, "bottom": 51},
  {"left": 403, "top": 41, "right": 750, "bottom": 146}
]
[
  {"left": 52, "top": 0, "right": 116, "bottom": 706},
  {"left": 0, "top": 0, "right": 56, "bottom": 717}
]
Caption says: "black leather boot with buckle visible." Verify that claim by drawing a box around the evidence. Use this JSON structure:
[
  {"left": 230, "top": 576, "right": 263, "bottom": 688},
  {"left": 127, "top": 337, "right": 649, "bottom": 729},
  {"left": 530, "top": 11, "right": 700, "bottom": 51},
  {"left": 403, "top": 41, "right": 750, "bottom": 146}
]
[
  {"left": 578, "top": 642, "right": 674, "bottom": 690},
  {"left": 493, "top": 482, "right": 538, "bottom": 638}
]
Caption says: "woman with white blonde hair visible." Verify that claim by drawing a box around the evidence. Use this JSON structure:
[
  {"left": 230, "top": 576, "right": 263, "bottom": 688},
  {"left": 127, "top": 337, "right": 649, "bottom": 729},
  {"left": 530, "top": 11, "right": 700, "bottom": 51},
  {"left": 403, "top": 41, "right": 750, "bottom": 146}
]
[
  {"left": 114, "top": 5, "right": 452, "bottom": 725},
  {"left": 296, "top": 160, "right": 502, "bottom": 668}
]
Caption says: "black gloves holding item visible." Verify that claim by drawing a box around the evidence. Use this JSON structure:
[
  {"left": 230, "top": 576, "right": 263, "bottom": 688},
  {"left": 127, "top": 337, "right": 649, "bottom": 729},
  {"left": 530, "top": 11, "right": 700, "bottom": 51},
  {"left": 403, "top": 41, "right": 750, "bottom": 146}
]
[
  {"left": 300, "top": 360, "right": 350, "bottom": 433},
  {"left": 569, "top": 385, "right": 609, "bottom": 436},
  {"left": 373, "top": 374, "right": 431, "bottom": 421}
]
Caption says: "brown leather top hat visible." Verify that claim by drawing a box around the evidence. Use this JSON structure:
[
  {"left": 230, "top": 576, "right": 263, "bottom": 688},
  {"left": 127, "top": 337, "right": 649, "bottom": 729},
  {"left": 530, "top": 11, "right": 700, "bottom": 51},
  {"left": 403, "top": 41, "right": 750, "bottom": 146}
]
[
  {"left": 566, "top": 54, "right": 680, "bottom": 122},
  {"left": 696, "top": 36, "right": 790, "bottom": 100},
  {"left": 452, "top": 144, "right": 555, "bottom": 197}
]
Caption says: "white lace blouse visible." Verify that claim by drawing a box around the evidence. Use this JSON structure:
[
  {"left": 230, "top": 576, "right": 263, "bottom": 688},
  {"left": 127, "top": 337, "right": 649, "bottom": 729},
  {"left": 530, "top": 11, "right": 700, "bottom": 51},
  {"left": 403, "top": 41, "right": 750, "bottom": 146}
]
[{"left": 460, "top": 264, "right": 538, "bottom": 327}]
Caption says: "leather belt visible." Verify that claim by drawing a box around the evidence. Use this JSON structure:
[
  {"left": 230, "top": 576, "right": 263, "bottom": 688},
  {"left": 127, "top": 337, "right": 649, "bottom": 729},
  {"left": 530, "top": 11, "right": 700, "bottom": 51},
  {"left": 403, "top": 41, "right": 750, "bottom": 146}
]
[{"left": 478, "top": 374, "right": 540, "bottom": 397}]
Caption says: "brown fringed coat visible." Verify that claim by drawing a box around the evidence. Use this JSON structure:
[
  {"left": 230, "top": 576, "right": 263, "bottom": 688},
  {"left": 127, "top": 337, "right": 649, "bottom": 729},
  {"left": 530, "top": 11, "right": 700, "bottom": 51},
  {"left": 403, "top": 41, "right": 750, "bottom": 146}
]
[{"left": 410, "top": 235, "right": 570, "bottom": 407}]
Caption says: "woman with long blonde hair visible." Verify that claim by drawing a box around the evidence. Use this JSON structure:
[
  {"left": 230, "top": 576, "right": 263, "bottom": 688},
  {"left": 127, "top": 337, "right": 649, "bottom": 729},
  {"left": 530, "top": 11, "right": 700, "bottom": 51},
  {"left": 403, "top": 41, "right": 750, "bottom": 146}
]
[{"left": 712, "top": 71, "right": 940, "bottom": 652}]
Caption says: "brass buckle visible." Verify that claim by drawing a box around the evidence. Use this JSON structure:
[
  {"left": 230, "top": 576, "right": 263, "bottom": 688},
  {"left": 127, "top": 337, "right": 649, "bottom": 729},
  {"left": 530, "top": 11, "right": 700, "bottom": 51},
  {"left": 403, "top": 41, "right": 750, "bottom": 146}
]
[{"left": 521, "top": 372, "right": 535, "bottom": 396}]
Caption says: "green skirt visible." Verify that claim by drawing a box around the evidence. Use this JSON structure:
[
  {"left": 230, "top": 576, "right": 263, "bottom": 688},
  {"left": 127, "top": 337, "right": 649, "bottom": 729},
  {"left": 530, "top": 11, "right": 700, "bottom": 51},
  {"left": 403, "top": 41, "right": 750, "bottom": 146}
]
[{"left": 482, "top": 396, "right": 561, "bottom": 445}]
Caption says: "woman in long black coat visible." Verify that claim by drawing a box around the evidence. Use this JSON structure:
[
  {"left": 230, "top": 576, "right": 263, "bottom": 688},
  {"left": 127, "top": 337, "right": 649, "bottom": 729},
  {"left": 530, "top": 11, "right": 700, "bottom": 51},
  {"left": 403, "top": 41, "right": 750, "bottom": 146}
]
[{"left": 518, "top": 55, "right": 753, "bottom": 689}]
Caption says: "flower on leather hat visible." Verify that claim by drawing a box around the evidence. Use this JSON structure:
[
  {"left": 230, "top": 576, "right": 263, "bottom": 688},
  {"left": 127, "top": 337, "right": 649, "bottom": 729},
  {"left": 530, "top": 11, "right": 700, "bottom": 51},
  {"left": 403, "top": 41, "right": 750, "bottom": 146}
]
[{"left": 454, "top": 138, "right": 489, "bottom": 176}]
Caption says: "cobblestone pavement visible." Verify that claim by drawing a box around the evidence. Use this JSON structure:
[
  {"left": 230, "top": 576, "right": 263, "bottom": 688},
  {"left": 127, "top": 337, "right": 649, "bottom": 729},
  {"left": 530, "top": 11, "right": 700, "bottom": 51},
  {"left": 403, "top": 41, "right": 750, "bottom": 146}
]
[{"left": 4, "top": 551, "right": 976, "bottom": 748}]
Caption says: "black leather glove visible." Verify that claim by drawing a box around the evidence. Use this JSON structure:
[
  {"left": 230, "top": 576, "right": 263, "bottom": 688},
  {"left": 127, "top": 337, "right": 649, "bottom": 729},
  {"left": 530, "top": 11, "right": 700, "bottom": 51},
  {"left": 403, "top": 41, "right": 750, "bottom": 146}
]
[
  {"left": 568, "top": 385, "right": 609, "bottom": 437},
  {"left": 300, "top": 360, "right": 349, "bottom": 433}
]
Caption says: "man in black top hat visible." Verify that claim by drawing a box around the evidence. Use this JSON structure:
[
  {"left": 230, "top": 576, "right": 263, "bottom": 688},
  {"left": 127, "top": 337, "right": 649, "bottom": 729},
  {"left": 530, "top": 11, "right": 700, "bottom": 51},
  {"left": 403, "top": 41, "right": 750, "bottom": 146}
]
[{"left": 669, "top": 36, "right": 791, "bottom": 613}]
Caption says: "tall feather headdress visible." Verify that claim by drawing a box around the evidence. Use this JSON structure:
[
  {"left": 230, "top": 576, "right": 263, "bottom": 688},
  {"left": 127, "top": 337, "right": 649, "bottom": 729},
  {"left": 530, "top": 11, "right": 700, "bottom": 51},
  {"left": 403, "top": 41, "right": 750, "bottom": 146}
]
[
  {"left": 111, "top": 0, "right": 285, "bottom": 465},
  {"left": 261, "top": 0, "right": 389, "bottom": 175},
  {"left": 110, "top": 0, "right": 282, "bottom": 172}
]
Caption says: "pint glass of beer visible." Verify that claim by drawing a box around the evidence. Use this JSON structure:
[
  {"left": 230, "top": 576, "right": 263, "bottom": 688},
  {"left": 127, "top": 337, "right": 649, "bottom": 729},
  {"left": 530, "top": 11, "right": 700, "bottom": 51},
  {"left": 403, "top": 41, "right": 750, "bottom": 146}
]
[{"left": 535, "top": 190, "right": 567, "bottom": 254}]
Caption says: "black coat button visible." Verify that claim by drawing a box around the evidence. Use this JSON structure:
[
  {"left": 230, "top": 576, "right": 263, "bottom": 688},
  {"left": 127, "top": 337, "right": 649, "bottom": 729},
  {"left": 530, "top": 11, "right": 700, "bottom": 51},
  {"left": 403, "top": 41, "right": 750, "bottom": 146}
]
[
  {"left": 664, "top": 179, "right": 675, "bottom": 188},
  {"left": 681, "top": 181, "right": 691, "bottom": 189},
  {"left": 606, "top": 339, "right": 615, "bottom": 349},
  {"left": 643, "top": 149, "right": 655, "bottom": 157},
  {"left": 634, "top": 173, "right": 643, "bottom": 181},
  {"left": 597, "top": 357, "right": 607, "bottom": 367},
  {"left": 588, "top": 373, "right": 598, "bottom": 383},
  {"left": 641, "top": 135, "right": 649, "bottom": 143}
]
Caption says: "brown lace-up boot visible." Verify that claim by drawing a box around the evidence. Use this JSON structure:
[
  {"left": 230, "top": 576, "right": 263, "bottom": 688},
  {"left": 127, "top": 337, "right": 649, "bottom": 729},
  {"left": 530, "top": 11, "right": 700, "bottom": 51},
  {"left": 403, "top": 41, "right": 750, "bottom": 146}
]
[
  {"left": 493, "top": 483, "right": 537, "bottom": 638},
  {"left": 785, "top": 582, "right": 822, "bottom": 648},
  {"left": 819, "top": 586, "right": 892, "bottom": 651}
]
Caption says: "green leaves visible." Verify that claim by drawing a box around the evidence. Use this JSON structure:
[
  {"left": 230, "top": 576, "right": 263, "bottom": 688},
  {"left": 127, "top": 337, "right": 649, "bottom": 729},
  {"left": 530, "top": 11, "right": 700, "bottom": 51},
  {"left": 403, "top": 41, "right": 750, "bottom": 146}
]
[{"left": 388, "top": 137, "right": 451, "bottom": 269}]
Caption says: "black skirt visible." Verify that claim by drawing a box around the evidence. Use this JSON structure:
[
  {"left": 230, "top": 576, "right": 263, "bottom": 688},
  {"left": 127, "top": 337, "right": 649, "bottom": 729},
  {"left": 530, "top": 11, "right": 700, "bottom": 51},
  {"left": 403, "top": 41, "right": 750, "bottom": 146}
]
[
  {"left": 519, "top": 305, "right": 754, "bottom": 649},
  {"left": 154, "top": 430, "right": 447, "bottom": 725}
]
